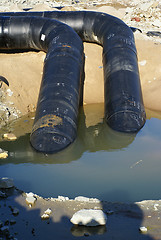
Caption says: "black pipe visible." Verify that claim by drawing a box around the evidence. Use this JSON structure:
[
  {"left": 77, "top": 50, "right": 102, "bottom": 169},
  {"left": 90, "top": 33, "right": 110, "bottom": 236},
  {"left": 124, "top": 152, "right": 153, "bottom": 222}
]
[
  {"left": 0, "top": 16, "right": 84, "bottom": 153},
  {"left": 0, "top": 11, "right": 146, "bottom": 133}
]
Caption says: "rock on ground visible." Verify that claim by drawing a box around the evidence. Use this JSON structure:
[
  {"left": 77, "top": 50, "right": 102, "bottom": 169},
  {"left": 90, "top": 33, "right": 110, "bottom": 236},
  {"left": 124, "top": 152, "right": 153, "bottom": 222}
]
[{"left": 70, "top": 209, "right": 107, "bottom": 226}]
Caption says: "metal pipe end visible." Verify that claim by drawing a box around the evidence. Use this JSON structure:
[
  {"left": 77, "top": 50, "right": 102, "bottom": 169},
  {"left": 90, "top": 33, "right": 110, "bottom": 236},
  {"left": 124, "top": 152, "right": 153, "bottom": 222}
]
[
  {"left": 106, "top": 111, "right": 146, "bottom": 133},
  {"left": 30, "top": 114, "right": 76, "bottom": 153},
  {"left": 30, "top": 129, "right": 73, "bottom": 153}
]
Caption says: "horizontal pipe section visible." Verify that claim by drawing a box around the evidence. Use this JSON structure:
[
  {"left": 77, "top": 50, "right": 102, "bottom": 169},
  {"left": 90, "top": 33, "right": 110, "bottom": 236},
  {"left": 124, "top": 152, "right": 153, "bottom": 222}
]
[
  {"left": 0, "top": 16, "right": 84, "bottom": 152},
  {"left": 0, "top": 11, "right": 146, "bottom": 133}
]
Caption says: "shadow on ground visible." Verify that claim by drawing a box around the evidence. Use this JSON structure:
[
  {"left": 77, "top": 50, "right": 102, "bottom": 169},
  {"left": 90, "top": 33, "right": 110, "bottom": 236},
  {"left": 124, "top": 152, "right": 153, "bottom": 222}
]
[{"left": 0, "top": 187, "right": 156, "bottom": 240}]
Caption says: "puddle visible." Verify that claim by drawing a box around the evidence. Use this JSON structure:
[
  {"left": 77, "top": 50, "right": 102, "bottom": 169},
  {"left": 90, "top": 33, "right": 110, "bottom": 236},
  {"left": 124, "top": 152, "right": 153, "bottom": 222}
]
[{"left": 0, "top": 103, "right": 161, "bottom": 203}]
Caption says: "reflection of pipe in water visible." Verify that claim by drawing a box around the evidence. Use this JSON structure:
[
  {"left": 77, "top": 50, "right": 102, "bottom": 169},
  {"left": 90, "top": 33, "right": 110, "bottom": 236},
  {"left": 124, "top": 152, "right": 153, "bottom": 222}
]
[
  {"left": 0, "top": 11, "right": 146, "bottom": 153},
  {"left": 71, "top": 225, "right": 107, "bottom": 237},
  {"left": 83, "top": 123, "right": 136, "bottom": 152},
  {"left": 0, "top": 107, "right": 136, "bottom": 165},
  {"left": 78, "top": 106, "right": 136, "bottom": 152},
  {"left": 9, "top": 151, "right": 34, "bottom": 159}
]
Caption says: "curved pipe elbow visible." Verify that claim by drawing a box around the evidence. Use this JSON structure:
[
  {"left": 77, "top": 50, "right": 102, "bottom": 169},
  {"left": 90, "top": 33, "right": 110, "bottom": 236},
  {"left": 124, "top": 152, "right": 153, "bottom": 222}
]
[{"left": 0, "top": 11, "right": 146, "bottom": 152}]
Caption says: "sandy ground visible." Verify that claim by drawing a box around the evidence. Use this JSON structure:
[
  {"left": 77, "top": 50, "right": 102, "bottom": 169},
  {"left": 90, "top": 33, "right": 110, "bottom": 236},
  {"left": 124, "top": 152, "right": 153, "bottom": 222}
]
[{"left": 1, "top": 1, "right": 161, "bottom": 239}]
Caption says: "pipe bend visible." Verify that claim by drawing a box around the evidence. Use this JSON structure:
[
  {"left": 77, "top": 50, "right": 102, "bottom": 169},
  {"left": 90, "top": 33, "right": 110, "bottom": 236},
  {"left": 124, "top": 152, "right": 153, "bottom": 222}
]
[
  {"left": 0, "top": 11, "right": 137, "bottom": 47},
  {"left": 0, "top": 11, "right": 146, "bottom": 144}
]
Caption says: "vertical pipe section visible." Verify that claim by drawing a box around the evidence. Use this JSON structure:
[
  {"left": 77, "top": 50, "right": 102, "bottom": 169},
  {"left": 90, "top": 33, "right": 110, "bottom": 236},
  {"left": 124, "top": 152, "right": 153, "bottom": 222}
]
[
  {"left": 82, "top": 12, "right": 146, "bottom": 132},
  {"left": 30, "top": 19, "right": 84, "bottom": 153},
  {"left": 96, "top": 15, "right": 146, "bottom": 132},
  {"left": 31, "top": 45, "right": 84, "bottom": 153},
  {"left": 103, "top": 47, "right": 145, "bottom": 132}
]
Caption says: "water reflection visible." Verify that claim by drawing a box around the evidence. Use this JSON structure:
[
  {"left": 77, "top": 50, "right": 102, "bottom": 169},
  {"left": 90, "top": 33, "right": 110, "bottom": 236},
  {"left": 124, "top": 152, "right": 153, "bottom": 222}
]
[
  {"left": 0, "top": 105, "right": 136, "bottom": 165},
  {"left": 71, "top": 225, "right": 107, "bottom": 237},
  {"left": 70, "top": 200, "right": 154, "bottom": 239},
  {"left": 1, "top": 104, "right": 161, "bottom": 202}
]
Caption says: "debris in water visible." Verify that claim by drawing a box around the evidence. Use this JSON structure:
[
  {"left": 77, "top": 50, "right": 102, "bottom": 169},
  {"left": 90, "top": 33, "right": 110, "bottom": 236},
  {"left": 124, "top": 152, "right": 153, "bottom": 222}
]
[
  {"left": 44, "top": 208, "right": 52, "bottom": 215},
  {"left": 106, "top": 210, "right": 114, "bottom": 215},
  {"left": 41, "top": 208, "right": 52, "bottom": 220},
  {"left": 70, "top": 209, "right": 107, "bottom": 226},
  {"left": 41, "top": 213, "right": 50, "bottom": 220},
  {"left": 0, "top": 190, "right": 7, "bottom": 197},
  {"left": 26, "top": 196, "right": 36, "bottom": 206},
  {"left": 130, "top": 159, "right": 143, "bottom": 169},
  {"left": 74, "top": 196, "right": 100, "bottom": 203},
  {"left": 0, "top": 225, "right": 9, "bottom": 233},
  {"left": 139, "top": 226, "right": 148, "bottom": 233},
  {"left": 10, "top": 219, "right": 16, "bottom": 225},
  {"left": 3, "top": 133, "right": 17, "bottom": 141},
  {"left": 12, "top": 208, "right": 19, "bottom": 216},
  {"left": 57, "top": 196, "right": 69, "bottom": 201},
  {"left": 26, "top": 192, "right": 37, "bottom": 206},
  {"left": 0, "top": 148, "right": 8, "bottom": 159},
  {"left": 0, "top": 177, "right": 14, "bottom": 188}
]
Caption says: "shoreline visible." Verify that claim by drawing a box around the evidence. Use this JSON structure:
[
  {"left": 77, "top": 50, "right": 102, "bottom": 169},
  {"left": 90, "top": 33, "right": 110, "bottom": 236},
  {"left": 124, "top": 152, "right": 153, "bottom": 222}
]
[{"left": 1, "top": 182, "right": 161, "bottom": 239}]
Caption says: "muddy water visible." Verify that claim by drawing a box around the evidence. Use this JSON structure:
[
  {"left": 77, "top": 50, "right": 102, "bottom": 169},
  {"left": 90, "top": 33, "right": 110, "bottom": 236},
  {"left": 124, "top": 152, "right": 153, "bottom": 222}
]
[{"left": 0, "top": 103, "right": 161, "bottom": 203}]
